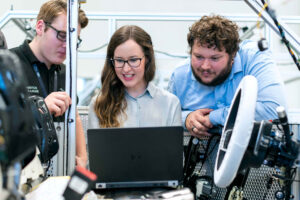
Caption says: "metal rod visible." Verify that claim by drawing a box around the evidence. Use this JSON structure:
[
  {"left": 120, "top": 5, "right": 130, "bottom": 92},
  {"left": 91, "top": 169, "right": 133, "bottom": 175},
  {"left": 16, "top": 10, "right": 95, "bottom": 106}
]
[
  {"left": 65, "top": 0, "right": 78, "bottom": 175},
  {"left": 244, "top": 0, "right": 300, "bottom": 55}
]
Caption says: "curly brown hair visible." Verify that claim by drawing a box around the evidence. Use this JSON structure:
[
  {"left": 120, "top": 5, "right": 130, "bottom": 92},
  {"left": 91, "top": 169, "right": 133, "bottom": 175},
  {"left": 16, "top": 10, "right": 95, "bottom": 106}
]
[
  {"left": 187, "top": 15, "right": 240, "bottom": 55},
  {"left": 94, "top": 25, "right": 156, "bottom": 128}
]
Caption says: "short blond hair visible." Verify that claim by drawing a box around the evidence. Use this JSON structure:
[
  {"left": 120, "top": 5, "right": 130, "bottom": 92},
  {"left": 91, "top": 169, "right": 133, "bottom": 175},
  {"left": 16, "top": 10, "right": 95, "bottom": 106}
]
[{"left": 37, "top": 0, "right": 88, "bottom": 28}]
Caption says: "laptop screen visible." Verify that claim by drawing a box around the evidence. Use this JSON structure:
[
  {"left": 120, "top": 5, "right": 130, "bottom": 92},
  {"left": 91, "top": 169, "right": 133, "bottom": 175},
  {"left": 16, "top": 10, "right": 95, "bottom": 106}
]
[{"left": 87, "top": 126, "right": 183, "bottom": 189}]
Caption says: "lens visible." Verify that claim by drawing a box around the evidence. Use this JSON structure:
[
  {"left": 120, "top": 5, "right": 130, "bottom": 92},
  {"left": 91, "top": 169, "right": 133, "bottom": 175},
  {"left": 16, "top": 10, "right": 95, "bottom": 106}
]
[
  {"left": 114, "top": 59, "right": 125, "bottom": 68},
  {"left": 57, "top": 32, "right": 66, "bottom": 41},
  {"left": 128, "top": 58, "right": 140, "bottom": 68}
]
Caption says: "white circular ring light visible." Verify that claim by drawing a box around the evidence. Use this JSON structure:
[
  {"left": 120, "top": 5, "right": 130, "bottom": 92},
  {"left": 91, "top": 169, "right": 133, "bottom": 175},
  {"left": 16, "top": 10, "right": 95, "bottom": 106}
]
[{"left": 214, "top": 75, "right": 258, "bottom": 188}]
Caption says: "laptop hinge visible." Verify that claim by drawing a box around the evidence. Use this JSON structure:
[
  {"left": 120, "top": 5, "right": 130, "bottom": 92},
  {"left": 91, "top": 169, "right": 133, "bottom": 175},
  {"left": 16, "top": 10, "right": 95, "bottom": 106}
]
[{"left": 95, "top": 180, "right": 179, "bottom": 189}]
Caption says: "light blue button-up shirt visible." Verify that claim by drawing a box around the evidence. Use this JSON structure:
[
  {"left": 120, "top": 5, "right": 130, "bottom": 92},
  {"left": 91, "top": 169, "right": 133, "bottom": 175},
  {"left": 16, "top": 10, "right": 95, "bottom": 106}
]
[
  {"left": 168, "top": 40, "right": 287, "bottom": 128},
  {"left": 88, "top": 82, "right": 182, "bottom": 128}
]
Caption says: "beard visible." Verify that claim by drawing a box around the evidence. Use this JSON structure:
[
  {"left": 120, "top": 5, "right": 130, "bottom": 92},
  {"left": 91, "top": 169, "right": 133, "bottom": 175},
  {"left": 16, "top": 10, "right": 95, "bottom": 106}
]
[{"left": 192, "top": 57, "right": 233, "bottom": 86}]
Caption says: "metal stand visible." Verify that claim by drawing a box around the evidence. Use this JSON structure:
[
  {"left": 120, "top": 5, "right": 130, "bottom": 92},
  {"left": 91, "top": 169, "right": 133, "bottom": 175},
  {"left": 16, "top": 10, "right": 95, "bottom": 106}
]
[
  {"left": 64, "top": 0, "right": 79, "bottom": 175},
  {"left": 244, "top": 0, "right": 300, "bottom": 54}
]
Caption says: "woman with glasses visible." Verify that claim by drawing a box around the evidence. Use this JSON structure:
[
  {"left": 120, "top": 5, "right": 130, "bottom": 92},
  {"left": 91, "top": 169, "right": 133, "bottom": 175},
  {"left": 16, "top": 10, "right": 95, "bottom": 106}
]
[{"left": 88, "top": 25, "right": 182, "bottom": 128}]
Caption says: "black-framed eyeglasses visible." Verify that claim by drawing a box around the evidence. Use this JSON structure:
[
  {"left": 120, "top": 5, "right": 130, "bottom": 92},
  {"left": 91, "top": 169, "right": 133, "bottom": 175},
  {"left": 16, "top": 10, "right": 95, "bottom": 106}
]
[
  {"left": 45, "top": 22, "right": 82, "bottom": 48},
  {"left": 110, "top": 56, "right": 145, "bottom": 68}
]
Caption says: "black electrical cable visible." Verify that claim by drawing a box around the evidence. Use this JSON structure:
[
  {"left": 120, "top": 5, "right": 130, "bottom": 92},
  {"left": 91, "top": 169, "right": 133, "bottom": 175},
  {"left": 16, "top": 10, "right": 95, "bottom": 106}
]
[
  {"left": 273, "top": 176, "right": 300, "bottom": 183},
  {"left": 261, "top": 0, "right": 300, "bottom": 71},
  {"left": 262, "top": 175, "right": 273, "bottom": 200},
  {"left": 43, "top": 160, "right": 52, "bottom": 180},
  {"left": 270, "top": 167, "right": 297, "bottom": 200},
  {"left": 192, "top": 136, "right": 220, "bottom": 200},
  {"left": 184, "top": 135, "right": 219, "bottom": 188},
  {"left": 197, "top": 134, "right": 220, "bottom": 175},
  {"left": 196, "top": 140, "right": 208, "bottom": 175}
]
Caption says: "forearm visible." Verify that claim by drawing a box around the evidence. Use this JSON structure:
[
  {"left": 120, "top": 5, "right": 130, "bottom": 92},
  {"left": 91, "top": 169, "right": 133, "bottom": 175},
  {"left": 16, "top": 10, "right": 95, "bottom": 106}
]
[
  {"left": 209, "top": 107, "right": 229, "bottom": 126},
  {"left": 209, "top": 96, "right": 285, "bottom": 126},
  {"left": 255, "top": 100, "right": 283, "bottom": 121},
  {"left": 75, "top": 111, "right": 87, "bottom": 167}
]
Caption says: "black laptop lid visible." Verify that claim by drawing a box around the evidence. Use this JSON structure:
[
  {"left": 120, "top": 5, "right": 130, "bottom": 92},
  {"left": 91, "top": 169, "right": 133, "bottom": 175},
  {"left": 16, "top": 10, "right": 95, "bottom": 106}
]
[{"left": 87, "top": 126, "right": 183, "bottom": 189}]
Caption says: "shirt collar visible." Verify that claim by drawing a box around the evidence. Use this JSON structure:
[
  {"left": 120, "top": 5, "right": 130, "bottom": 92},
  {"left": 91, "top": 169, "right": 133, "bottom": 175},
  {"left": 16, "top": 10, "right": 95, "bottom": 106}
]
[
  {"left": 125, "top": 82, "right": 156, "bottom": 99},
  {"left": 186, "top": 57, "right": 197, "bottom": 82},
  {"left": 146, "top": 82, "right": 156, "bottom": 98},
  {"left": 228, "top": 51, "right": 242, "bottom": 80},
  {"left": 21, "top": 40, "right": 40, "bottom": 64}
]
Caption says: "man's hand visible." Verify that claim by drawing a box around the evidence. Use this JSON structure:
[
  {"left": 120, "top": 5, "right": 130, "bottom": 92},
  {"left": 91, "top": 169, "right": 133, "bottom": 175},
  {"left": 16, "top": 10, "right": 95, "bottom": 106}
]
[
  {"left": 44, "top": 91, "right": 72, "bottom": 117},
  {"left": 185, "top": 108, "right": 213, "bottom": 137}
]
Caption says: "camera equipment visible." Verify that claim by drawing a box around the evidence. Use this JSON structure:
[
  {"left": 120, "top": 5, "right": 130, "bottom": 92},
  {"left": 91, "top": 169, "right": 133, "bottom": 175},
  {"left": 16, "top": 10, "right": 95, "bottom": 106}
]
[
  {"left": 184, "top": 126, "right": 223, "bottom": 186},
  {"left": 0, "top": 50, "right": 37, "bottom": 200},
  {"left": 28, "top": 95, "right": 59, "bottom": 163},
  {"left": 0, "top": 50, "right": 37, "bottom": 167},
  {"left": 214, "top": 75, "right": 258, "bottom": 188},
  {"left": 63, "top": 166, "right": 97, "bottom": 200},
  {"left": 258, "top": 38, "right": 268, "bottom": 51},
  {"left": 195, "top": 176, "right": 217, "bottom": 200},
  {"left": 213, "top": 75, "right": 299, "bottom": 200},
  {"left": 183, "top": 126, "right": 222, "bottom": 199}
]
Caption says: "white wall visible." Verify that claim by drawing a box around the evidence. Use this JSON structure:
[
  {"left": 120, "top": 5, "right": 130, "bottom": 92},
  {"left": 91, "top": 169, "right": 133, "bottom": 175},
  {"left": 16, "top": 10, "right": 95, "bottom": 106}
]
[{"left": 82, "top": 0, "right": 299, "bottom": 16}]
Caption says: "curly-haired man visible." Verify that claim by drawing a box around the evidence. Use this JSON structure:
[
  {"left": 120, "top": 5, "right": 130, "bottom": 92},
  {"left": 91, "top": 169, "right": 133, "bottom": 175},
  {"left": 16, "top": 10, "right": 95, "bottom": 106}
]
[{"left": 168, "top": 15, "right": 287, "bottom": 137}]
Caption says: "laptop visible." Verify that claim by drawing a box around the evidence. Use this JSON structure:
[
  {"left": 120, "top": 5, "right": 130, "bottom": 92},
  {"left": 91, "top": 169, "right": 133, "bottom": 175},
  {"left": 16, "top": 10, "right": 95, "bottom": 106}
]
[{"left": 87, "top": 126, "right": 183, "bottom": 189}]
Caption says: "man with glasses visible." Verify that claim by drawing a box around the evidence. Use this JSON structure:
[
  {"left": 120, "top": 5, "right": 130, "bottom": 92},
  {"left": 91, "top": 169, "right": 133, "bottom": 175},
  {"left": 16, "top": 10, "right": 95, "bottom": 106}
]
[
  {"left": 168, "top": 15, "right": 287, "bottom": 138},
  {"left": 44, "top": 22, "right": 82, "bottom": 48},
  {"left": 10, "top": 0, "right": 88, "bottom": 167}
]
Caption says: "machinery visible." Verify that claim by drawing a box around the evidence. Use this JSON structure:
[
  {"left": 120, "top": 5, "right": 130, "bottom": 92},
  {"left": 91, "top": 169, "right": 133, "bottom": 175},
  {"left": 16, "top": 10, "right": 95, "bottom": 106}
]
[
  {"left": 183, "top": 1, "right": 300, "bottom": 199},
  {"left": 183, "top": 75, "right": 300, "bottom": 200},
  {"left": 0, "top": 50, "right": 37, "bottom": 199},
  {"left": 0, "top": 50, "right": 60, "bottom": 199},
  {"left": 214, "top": 75, "right": 299, "bottom": 200}
]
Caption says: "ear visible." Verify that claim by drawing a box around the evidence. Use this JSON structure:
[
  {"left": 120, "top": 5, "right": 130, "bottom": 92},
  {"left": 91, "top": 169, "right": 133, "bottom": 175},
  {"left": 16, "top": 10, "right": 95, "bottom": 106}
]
[
  {"left": 35, "top": 20, "right": 45, "bottom": 36},
  {"left": 231, "top": 52, "right": 237, "bottom": 65},
  {"left": 145, "top": 56, "right": 150, "bottom": 65}
]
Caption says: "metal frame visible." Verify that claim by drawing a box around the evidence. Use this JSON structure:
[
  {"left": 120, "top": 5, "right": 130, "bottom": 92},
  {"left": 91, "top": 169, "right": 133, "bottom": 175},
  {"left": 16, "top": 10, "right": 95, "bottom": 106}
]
[
  {"left": 64, "top": 0, "right": 79, "bottom": 175},
  {"left": 2, "top": 10, "right": 300, "bottom": 59},
  {"left": 11, "top": 18, "right": 35, "bottom": 39},
  {"left": 1, "top": 10, "right": 300, "bottom": 34},
  {"left": 0, "top": 10, "right": 37, "bottom": 28},
  {"left": 244, "top": 0, "right": 300, "bottom": 55}
]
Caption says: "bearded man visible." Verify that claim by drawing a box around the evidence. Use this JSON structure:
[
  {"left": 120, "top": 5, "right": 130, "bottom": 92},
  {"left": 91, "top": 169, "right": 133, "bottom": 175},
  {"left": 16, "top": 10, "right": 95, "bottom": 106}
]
[{"left": 168, "top": 15, "right": 286, "bottom": 137}]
